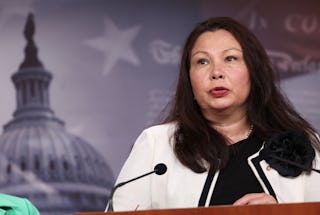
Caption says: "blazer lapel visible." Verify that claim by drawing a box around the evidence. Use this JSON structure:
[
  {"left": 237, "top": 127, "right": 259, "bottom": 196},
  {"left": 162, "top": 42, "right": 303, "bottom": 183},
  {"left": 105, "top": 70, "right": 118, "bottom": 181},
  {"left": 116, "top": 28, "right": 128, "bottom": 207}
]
[{"left": 249, "top": 149, "right": 305, "bottom": 203}]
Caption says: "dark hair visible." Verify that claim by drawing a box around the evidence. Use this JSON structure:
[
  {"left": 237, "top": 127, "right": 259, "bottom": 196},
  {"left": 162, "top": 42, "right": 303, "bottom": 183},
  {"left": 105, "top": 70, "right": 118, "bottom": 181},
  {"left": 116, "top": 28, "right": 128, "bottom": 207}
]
[{"left": 163, "top": 17, "right": 320, "bottom": 173}]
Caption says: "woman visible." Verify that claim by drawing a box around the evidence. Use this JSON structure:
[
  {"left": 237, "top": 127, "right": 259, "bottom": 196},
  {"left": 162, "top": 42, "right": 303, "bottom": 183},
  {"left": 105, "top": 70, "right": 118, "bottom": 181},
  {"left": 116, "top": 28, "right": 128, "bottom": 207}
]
[{"left": 106, "top": 17, "right": 320, "bottom": 211}]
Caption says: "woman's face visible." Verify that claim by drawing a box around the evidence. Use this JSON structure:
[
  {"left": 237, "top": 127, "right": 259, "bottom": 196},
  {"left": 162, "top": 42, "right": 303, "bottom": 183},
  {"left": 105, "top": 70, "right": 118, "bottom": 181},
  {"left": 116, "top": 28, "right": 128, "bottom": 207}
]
[{"left": 189, "top": 29, "right": 250, "bottom": 119}]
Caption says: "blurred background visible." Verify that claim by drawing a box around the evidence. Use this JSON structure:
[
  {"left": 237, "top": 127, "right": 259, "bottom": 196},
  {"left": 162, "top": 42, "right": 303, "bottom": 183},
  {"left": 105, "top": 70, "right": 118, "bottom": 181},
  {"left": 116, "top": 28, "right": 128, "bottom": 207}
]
[{"left": 0, "top": 0, "right": 319, "bottom": 214}]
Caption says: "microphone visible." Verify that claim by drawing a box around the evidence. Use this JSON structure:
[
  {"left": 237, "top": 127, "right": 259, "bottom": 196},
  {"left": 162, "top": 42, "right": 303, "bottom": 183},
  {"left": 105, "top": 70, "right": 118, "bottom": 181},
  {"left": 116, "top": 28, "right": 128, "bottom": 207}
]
[
  {"left": 107, "top": 163, "right": 167, "bottom": 211},
  {"left": 269, "top": 154, "right": 320, "bottom": 174}
]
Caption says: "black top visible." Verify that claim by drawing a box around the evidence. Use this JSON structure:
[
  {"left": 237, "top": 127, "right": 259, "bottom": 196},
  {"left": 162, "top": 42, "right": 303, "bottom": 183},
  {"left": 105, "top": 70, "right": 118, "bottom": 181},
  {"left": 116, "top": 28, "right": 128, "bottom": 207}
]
[{"left": 210, "top": 133, "right": 264, "bottom": 205}]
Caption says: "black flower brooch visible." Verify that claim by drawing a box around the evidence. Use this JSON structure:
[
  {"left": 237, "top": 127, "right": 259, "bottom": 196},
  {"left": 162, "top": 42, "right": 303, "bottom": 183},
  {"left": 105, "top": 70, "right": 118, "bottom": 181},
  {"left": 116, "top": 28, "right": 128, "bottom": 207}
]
[{"left": 259, "top": 130, "right": 315, "bottom": 177}]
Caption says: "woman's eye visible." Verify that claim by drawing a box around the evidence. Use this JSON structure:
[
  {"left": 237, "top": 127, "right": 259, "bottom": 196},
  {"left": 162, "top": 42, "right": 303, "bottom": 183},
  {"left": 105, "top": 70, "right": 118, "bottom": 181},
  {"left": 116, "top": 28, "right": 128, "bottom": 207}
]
[
  {"left": 225, "top": 56, "right": 237, "bottom": 62},
  {"left": 197, "top": 58, "right": 209, "bottom": 65}
]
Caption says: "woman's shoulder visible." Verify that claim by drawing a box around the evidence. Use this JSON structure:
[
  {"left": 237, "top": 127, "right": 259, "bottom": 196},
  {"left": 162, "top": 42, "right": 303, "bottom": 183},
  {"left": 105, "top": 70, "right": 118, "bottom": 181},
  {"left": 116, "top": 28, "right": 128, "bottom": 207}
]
[
  {"left": 142, "top": 122, "right": 177, "bottom": 137},
  {"left": 132, "top": 122, "right": 177, "bottom": 149},
  {"left": 0, "top": 193, "right": 40, "bottom": 214}
]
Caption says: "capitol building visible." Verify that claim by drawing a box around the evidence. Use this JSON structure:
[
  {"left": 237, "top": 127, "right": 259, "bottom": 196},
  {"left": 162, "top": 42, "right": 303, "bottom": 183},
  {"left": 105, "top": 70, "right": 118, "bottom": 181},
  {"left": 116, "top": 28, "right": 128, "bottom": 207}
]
[{"left": 0, "top": 14, "right": 114, "bottom": 214}]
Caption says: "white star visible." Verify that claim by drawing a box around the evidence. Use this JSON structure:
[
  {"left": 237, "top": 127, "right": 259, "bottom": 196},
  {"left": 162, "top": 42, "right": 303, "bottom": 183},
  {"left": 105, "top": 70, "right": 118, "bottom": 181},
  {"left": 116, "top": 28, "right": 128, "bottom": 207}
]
[{"left": 85, "top": 17, "right": 141, "bottom": 75}]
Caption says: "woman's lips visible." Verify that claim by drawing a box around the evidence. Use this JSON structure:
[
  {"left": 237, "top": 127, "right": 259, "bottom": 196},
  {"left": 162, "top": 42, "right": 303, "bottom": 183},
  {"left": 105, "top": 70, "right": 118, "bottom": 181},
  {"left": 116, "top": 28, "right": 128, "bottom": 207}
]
[{"left": 209, "top": 87, "right": 229, "bottom": 98}]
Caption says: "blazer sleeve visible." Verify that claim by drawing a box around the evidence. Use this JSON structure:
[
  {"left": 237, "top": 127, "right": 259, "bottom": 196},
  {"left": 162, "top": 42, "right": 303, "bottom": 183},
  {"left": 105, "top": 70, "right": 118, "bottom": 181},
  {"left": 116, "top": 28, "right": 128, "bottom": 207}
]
[
  {"left": 0, "top": 194, "right": 40, "bottom": 215},
  {"left": 24, "top": 198, "right": 40, "bottom": 215},
  {"left": 108, "top": 129, "right": 156, "bottom": 211},
  {"left": 304, "top": 149, "right": 320, "bottom": 201}
]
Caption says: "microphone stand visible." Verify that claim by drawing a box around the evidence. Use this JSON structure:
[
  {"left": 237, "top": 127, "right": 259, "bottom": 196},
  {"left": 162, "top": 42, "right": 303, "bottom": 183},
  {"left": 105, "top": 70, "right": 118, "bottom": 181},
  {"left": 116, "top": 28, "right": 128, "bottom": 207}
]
[
  {"left": 107, "top": 170, "right": 156, "bottom": 211},
  {"left": 107, "top": 163, "right": 167, "bottom": 211}
]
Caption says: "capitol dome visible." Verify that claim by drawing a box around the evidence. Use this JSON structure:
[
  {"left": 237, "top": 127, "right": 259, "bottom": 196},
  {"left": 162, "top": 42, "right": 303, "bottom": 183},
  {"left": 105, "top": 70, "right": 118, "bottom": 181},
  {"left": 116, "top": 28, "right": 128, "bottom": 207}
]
[{"left": 0, "top": 14, "right": 114, "bottom": 214}]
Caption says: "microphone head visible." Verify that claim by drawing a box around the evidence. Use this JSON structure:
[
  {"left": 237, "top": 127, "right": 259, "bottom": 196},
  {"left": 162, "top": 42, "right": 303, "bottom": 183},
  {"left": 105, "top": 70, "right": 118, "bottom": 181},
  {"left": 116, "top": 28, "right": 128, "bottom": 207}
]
[{"left": 154, "top": 163, "right": 167, "bottom": 175}]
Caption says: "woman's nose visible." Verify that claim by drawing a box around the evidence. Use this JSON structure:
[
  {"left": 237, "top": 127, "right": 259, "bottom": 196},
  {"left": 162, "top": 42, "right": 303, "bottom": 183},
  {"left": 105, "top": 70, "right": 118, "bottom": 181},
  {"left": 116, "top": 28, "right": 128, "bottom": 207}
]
[
  {"left": 211, "top": 73, "right": 224, "bottom": 79},
  {"left": 211, "top": 67, "right": 225, "bottom": 79}
]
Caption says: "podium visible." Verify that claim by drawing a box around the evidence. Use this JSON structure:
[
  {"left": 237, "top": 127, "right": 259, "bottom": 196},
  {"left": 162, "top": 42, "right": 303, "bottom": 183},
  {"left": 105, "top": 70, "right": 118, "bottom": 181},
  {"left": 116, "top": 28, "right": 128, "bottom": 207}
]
[{"left": 74, "top": 202, "right": 320, "bottom": 215}]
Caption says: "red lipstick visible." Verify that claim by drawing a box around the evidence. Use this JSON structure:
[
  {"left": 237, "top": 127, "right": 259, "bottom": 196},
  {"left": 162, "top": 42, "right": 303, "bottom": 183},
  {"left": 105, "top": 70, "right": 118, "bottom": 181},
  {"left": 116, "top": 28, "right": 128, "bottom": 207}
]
[{"left": 209, "top": 87, "right": 229, "bottom": 98}]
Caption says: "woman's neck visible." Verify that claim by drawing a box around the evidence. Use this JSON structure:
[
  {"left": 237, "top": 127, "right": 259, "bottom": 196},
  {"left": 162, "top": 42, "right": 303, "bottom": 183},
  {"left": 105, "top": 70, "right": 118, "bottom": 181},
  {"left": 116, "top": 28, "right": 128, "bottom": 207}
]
[{"left": 209, "top": 113, "right": 252, "bottom": 144}]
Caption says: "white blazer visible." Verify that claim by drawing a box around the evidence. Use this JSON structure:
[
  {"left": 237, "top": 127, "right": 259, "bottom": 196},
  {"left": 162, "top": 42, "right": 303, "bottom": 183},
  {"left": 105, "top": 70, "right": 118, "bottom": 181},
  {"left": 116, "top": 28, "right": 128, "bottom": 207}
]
[{"left": 106, "top": 123, "right": 320, "bottom": 211}]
